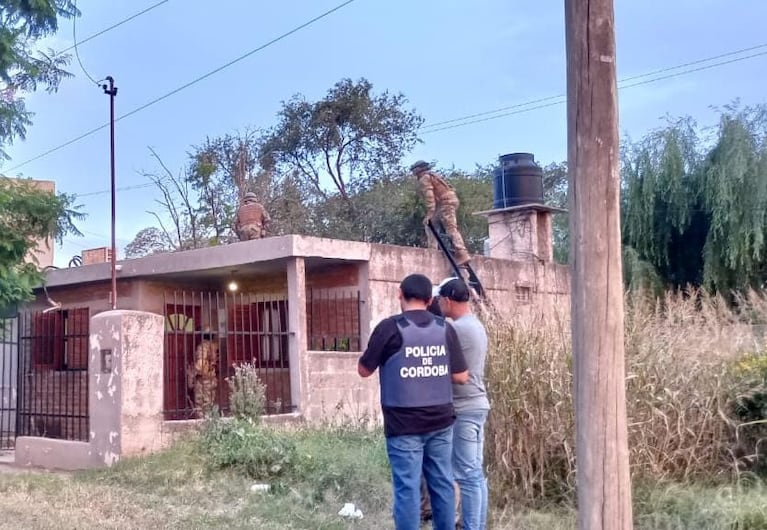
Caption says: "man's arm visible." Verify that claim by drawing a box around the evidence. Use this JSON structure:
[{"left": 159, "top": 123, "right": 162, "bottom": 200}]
[
  {"left": 358, "top": 318, "right": 397, "bottom": 378},
  {"left": 418, "top": 174, "right": 437, "bottom": 218},
  {"left": 446, "top": 323, "right": 469, "bottom": 384}
]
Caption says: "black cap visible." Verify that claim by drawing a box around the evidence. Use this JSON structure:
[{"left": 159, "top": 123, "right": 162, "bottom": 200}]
[{"left": 438, "top": 278, "right": 470, "bottom": 302}]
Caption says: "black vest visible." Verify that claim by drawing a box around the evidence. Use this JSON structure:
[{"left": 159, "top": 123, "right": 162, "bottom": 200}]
[{"left": 379, "top": 315, "right": 452, "bottom": 408}]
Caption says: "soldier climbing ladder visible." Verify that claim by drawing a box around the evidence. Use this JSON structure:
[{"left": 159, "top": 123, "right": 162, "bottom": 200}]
[{"left": 427, "top": 220, "right": 485, "bottom": 299}]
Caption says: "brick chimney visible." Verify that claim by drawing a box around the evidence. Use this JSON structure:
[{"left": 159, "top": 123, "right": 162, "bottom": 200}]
[
  {"left": 475, "top": 153, "right": 564, "bottom": 263},
  {"left": 81, "top": 247, "right": 113, "bottom": 265}
]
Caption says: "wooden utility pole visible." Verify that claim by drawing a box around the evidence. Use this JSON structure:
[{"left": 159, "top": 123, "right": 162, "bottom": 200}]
[{"left": 565, "top": 1, "right": 633, "bottom": 529}]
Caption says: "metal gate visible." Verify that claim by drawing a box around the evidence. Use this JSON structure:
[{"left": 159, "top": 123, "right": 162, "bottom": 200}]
[
  {"left": 0, "top": 315, "right": 19, "bottom": 449},
  {"left": 0, "top": 310, "right": 90, "bottom": 449}
]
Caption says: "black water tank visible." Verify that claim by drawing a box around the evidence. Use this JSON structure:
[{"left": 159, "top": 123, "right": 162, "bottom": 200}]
[{"left": 492, "top": 153, "right": 544, "bottom": 209}]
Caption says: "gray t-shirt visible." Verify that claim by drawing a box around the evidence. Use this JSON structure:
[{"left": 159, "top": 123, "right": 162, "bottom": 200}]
[{"left": 449, "top": 313, "right": 490, "bottom": 412}]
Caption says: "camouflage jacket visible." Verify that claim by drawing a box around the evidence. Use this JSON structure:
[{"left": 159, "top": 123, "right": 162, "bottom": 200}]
[
  {"left": 417, "top": 171, "right": 458, "bottom": 216},
  {"left": 236, "top": 202, "right": 271, "bottom": 229}
]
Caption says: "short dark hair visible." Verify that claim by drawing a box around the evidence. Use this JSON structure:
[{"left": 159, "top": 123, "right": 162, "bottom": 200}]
[
  {"left": 438, "top": 278, "right": 470, "bottom": 302},
  {"left": 400, "top": 274, "right": 433, "bottom": 303}
]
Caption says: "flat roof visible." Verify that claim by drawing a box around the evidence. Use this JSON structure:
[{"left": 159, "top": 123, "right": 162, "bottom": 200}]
[{"left": 42, "top": 235, "right": 373, "bottom": 288}]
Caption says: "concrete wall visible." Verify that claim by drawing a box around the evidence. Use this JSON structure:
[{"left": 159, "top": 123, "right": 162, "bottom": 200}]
[
  {"left": 366, "top": 244, "right": 570, "bottom": 334},
  {"left": 302, "top": 350, "right": 381, "bottom": 425},
  {"left": 19, "top": 235, "right": 570, "bottom": 439},
  {"left": 16, "top": 311, "right": 165, "bottom": 470}
]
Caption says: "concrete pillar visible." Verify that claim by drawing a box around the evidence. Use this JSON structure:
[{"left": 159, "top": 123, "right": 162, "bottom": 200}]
[
  {"left": 90, "top": 310, "right": 164, "bottom": 466},
  {"left": 482, "top": 207, "right": 555, "bottom": 262},
  {"left": 286, "top": 258, "right": 308, "bottom": 415}
]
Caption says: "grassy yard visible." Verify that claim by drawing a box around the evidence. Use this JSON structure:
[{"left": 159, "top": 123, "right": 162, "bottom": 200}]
[{"left": 1, "top": 428, "right": 767, "bottom": 529}]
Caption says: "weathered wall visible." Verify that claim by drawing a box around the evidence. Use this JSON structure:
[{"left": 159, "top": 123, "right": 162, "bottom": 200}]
[
  {"left": 26, "top": 280, "right": 138, "bottom": 316},
  {"left": 89, "top": 310, "right": 165, "bottom": 463},
  {"left": 366, "top": 244, "right": 570, "bottom": 335},
  {"left": 302, "top": 351, "right": 381, "bottom": 426}
]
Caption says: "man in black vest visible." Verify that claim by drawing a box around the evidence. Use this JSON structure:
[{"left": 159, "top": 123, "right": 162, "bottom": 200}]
[{"left": 359, "top": 273, "right": 469, "bottom": 530}]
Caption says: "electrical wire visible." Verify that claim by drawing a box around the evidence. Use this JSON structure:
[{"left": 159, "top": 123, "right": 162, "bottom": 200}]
[
  {"left": 67, "top": 42, "right": 767, "bottom": 199},
  {"left": 58, "top": 0, "right": 170, "bottom": 56},
  {"left": 72, "top": 0, "right": 102, "bottom": 86},
  {"left": 421, "top": 49, "right": 767, "bottom": 134},
  {"left": 3, "top": 0, "right": 358, "bottom": 174},
  {"left": 420, "top": 43, "right": 767, "bottom": 132}
]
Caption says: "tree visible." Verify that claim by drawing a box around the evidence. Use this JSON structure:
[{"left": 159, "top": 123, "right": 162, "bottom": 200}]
[
  {"left": 542, "top": 162, "right": 569, "bottom": 263},
  {"left": 622, "top": 103, "right": 767, "bottom": 295},
  {"left": 124, "top": 227, "right": 172, "bottom": 259},
  {"left": 127, "top": 135, "right": 313, "bottom": 257},
  {"left": 0, "top": 178, "right": 83, "bottom": 309},
  {"left": 261, "top": 78, "right": 423, "bottom": 200},
  {"left": 1, "top": 1, "right": 78, "bottom": 159},
  {"left": 189, "top": 130, "right": 311, "bottom": 238}
]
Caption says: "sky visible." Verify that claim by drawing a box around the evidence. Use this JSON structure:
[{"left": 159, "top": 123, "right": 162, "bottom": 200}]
[{"left": 3, "top": 0, "right": 767, "bottom": 267}]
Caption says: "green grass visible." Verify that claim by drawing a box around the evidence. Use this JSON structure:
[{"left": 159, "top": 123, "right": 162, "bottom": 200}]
[{"left": 2, "top": 429, "right": 767, "bottom": 529}]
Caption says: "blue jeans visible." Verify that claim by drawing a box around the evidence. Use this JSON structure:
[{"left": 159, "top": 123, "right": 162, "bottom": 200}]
[
  {"left": 386, "top": 425, "right": 456, "bottom": 530},
  {"left": 453, "top": 409, "right": 489, "bottom": 530}
]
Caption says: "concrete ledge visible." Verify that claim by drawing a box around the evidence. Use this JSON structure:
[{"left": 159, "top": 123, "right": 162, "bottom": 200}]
[
  {"left": 307, "top": 350, "right": 362, "bottom": 359},
  {"left": 14, "top": 437, "right": 96, "bottom": 471},
  {"left": 161, "top": 412, "right": 305, "bottom": 438}
]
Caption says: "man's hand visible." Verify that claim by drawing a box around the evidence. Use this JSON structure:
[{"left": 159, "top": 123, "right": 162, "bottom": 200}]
[{"left": 358, "top": 362, "right": 374, "bottom": 378}]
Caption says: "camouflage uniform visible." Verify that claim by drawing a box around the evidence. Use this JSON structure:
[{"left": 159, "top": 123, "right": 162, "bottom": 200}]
[
  {"left": 235, "top": 192, "right": 271, "bottom": 241},
  {"left": 411, "top": 161, "right": 471, "bottom": 266},
  {"left": 191, "top": 339, "right": 218, "bottom": 416}
]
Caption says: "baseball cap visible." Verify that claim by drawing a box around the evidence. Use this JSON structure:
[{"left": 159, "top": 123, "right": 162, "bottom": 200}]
[{"left": 437, "top": 277, "right": 470, "bottom": 302}]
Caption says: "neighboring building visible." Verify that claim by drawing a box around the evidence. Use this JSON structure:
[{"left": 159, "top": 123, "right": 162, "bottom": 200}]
[{"left": 29, "top": 180, "right": 56, "bottom": 270}]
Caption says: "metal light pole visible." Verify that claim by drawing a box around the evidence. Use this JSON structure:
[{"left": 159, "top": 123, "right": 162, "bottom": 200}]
[{"left": 102, "top": 76, "right": 118, "bottom": 310}]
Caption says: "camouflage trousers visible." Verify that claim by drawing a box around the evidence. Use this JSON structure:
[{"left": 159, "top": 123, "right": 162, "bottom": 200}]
[
  {"left": 194, "top": 377, "right": 218, "bottom": 416},
  {"left": 237, "top": 223, "right": 264, "bottom": 241},
  {"left": 420, "top": 476, "right": 462, "bottom": 527},
  {"left": 426, "top": 201, "right": 468, "bottom": 255}
]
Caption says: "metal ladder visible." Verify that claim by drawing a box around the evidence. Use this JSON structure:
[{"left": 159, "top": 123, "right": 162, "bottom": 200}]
[{"left": 426, "top": 220, "right": 485, "bottom": 299}]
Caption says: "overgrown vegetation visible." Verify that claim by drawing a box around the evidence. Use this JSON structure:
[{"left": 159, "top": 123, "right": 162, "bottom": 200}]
[{"left": 485, "top": 289, "right": 767, "bottom": 508}]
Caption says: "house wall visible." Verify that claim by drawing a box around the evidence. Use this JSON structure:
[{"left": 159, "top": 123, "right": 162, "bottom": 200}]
[
  {"left": 26, "top": 280, "right": 138, "bottom": 315},
  {"left": 24, "top": 239, "right": 569, "bottom": 436},
  {"left": 302, "top": 350, "right": 381, "bottom": 425},
  {"left": 366, "top": 244, "right": 570, "bottom": 333}
]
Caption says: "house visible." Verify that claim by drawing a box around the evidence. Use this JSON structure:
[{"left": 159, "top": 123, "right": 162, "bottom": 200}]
[{"left": 4, "top": 153, "right": 571, "bottom": 467}]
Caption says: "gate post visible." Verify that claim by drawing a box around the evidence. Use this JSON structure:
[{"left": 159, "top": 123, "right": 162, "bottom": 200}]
[
  {"left": 90, "top": 310, "right": 164, "bottom": 465},
  {"left": 0, "top": 316, "right": 18, "bottom": 450}
]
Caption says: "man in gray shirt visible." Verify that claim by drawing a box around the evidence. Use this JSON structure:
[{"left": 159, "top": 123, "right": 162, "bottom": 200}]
[{"left": 437, "top": 277, "right": 490, "bottom": 530}]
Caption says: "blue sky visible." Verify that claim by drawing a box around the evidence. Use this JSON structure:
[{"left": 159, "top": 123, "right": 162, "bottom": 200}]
[{"left": 3, "top": 0, "right": 766, "bottom": 266}]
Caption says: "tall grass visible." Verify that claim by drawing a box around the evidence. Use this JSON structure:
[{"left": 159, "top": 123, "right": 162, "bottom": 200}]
[{"left": 484, "top": 289, "right": 767, "bottom": 506}]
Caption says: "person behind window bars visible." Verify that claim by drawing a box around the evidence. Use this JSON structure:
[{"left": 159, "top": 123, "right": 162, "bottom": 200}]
[
  {"left": 410, "top": 160, "right": 471, "bottom": 266},
  {"left": 234, "top": 192, "right": 271, "bottom": 241},
  {"left": 187, "top": 326, "right": 219, "bottom": 417}
]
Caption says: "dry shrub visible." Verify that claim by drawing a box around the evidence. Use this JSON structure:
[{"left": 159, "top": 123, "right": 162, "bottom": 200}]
[{"left": 484, "top": 289, "right": 767, "bottom": 507}]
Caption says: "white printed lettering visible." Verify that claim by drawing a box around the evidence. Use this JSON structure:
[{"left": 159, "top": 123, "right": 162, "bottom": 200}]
[{"left": 404, "top": 344, "right": 446, "bottom": 358}]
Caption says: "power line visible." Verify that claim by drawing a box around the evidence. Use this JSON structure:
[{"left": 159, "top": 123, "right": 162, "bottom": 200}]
[
  {"left": 4, "top": 0, "right": 357, "bottom": 174},
  {"left": 420, "top": 42, "right": 767, "bottom": 132},
  {"left": 421, "top": 48, "right": 767, "bottom": 134},
  {"left": 72, "top": 0, "right": 102, "bottom": 86},
  {"left": 69, "top": 44, "right": 767, "bottom": 199},
  {"left": 57, "top": 0, "right": 170, "bottom": 56}
]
